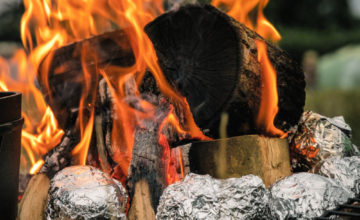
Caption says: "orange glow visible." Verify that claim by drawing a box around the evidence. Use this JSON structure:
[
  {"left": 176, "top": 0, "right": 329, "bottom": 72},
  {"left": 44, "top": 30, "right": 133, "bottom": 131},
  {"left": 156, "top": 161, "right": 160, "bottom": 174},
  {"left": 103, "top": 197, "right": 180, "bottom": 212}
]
[{"left": 29, "top": 159, "right": 45, "bottom": 175}]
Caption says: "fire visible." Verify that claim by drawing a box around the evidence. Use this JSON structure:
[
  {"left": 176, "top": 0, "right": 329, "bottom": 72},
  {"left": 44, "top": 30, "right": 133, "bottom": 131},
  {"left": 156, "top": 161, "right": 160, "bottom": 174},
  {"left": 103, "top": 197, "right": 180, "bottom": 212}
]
[
  {"left": 1, "top": 0, "right": 283, "bottom": 179},
  {"left": 0, "top": 50, "right": 64, "bottom": 174},
  {"left": 212, "top": 0, "right": 284, "bottom": 136},
  {"left": 211, "top": 0, "right": 281, "bottom": 42},
  {"left": 255, "top": 40, "right": 284, "bottom": 136},
  {"left": 2, "top": 0, "right": 207, "bottom": 179}
]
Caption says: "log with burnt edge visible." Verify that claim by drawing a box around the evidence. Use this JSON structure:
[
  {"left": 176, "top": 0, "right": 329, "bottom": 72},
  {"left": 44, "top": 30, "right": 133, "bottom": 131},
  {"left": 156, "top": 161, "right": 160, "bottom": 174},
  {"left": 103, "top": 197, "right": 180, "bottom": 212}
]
[
  {"left": 144, "top": 4, "right": 305, "bottom": 138},
  {"left": 38, "top": 29, "right": 135, "bottom": 131},
  {"left": 38, "top": 4, "right": 305, "bottom": 141},
  {"left": 126, "top": 102, "right": 171, "bottom": 214}
]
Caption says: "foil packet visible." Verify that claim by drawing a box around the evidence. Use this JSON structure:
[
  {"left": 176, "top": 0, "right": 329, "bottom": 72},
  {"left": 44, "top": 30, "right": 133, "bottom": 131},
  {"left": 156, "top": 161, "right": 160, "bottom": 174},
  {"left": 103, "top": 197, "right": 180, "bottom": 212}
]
[
  {"left": 46, "top": 166, "right": 127, "bottom": 220},
  {"left": 156, "top": 173, "right": 271, "bottom": 220},
  {"left": 289, "top": 111, "right": 359, "bottom": 171},
  {"left": 270, "top": 172, "right": 354, "bottom": 219},
  {"left": 311, "top": 156, "right": 360, "bottom": 195}
]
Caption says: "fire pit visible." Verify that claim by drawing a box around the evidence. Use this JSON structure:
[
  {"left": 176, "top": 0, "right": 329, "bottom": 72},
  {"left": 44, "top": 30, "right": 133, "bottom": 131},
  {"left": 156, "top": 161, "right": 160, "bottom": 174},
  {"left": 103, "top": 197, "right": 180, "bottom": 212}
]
[{"left": 0, "top": 0, "right": 359, "bottom": 219}]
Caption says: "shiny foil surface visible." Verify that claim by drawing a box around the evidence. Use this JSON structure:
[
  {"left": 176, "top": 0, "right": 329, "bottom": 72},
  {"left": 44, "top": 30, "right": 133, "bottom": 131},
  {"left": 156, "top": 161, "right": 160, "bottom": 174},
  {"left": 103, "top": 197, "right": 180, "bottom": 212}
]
[
  {"left": 46, "top": 165, "right": 127, "bottom": 220},
  {"left": 289, "top": 111, "right": 359, "bottom": 171},
  {"left": 156, "top": 173, "right": 271, "bottom": 220},
  {"left": 270, "top": 172, "right": 354, "bottom": 219},
  {"left": 312, "top": 156, "right": 360, "bottom": 195}
]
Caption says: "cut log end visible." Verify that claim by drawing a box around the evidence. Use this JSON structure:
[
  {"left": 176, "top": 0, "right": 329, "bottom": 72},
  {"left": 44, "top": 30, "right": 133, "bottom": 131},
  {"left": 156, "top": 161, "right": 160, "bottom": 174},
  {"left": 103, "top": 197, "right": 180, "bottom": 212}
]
[
  {"left": 18, "top": 174, "right": 50, "bottom": 220},
  {"left": 188, "top": 135, "right": 291, "bottom": 187},
  {"left": 145, "top": 4, "right": 305, "bottom": 138}
]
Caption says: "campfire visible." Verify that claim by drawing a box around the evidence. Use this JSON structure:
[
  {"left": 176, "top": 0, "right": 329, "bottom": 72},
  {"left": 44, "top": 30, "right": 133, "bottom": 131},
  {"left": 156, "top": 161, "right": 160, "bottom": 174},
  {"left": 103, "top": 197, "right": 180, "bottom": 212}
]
[{"left": 0, "top": 0, "right": 359, "bottom": 219}]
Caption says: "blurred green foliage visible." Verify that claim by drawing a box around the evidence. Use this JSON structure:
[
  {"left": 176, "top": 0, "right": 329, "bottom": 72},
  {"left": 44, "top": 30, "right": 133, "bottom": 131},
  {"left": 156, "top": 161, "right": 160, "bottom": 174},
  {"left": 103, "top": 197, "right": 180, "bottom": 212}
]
[
  {"left": 0, "top": 2, "right": 23, "bottom": 42},
  {"left": 305, "top": 89, "right": 360, "bottom": 146},
  {"left": 264, "top": 0, "right": 360, "bottom": 62},
  {"left": 279, "top": 27, "right": 360, "bottom": 62}
]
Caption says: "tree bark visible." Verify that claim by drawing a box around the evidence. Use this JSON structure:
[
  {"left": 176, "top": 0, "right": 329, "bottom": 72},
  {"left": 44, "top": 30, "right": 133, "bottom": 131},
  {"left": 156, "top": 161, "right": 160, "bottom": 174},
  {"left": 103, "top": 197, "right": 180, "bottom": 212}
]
[{"left": 144, "top": 4, "right": 306, "bottom": 138}]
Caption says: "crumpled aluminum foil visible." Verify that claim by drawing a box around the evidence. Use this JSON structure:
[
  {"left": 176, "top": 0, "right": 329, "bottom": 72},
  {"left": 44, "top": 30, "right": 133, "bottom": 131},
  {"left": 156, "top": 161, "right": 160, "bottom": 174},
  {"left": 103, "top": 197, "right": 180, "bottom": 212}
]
[
  {"left": 289, "top": 111, "right": 359, "bottom": 171},
  {"left": 46, "top": 165, "right": 127, "bottom": 220},
  {"left": 156, "top": 173, "right": 271, "bottom": 219},
  {"left": 270, "top": 172, "right": 354, "bottom": 219},
  {"left": 311, "top": 156, "right": 360, "bottom": 195}
]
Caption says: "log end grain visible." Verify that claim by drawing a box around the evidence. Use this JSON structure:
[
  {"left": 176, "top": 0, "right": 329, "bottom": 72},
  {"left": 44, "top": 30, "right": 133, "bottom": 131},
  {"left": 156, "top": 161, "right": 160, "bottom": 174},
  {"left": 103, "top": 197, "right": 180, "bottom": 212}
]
[
  {"left": 18, "top": 174, "right": 50, "bottom": 220},
  {"left": 189, "top": 135, "right": 291, "bottom": 187}
]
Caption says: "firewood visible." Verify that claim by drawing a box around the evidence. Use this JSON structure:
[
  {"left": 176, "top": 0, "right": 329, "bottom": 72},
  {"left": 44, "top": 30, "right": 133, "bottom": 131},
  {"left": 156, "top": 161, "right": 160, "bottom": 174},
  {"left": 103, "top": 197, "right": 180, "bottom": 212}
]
[
  {"left": 40, "top": 130, "right": 78, "bottom": 178},
  {"left": 185, "top": 135, "right": 291, "bottom": 187},
  {"left": 128, "top": 179, "right": 156, "bottom": 220},
  {"left": 17, "top": 174, "right": 50, "bottom": 220},
  {"left": 144, "top": 4, "right": 305, "bottom": 138},
  {"left": 38, "top": 30, "right": 135, "bottom": 130},
  {"left": 126, "top": 104, "right": 170, "bottom": 211}
]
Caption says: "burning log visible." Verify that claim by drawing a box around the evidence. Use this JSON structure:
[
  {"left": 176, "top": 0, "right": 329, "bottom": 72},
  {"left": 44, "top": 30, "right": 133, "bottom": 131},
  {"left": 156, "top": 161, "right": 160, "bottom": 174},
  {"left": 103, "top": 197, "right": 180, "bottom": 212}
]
[
  {"left": 39, "top": 4, "right": 305, "bottom": 140},
  {"left": 144, "top": 4, "right": 306, "bottom": 138},
  {"left": 176, "top": 135, "right": 291, "bottom": 187},
  {"left": 128, "top": 179, "right": 156, "bottom": 220},
  {"left": 38, "top": 30, "right": 135, "bottom": 130},
  {"left": 126, "top": 104, "right": 170, "bottom": 213},
  {"left": 39, "top": 130, "right": 79, "bottom": 178}
]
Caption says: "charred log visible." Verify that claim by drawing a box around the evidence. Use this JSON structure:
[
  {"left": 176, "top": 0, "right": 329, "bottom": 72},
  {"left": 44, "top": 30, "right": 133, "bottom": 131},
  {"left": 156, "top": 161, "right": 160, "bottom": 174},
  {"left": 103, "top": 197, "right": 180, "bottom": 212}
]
[
  {"left": 126, "top": 104, "right": 170, "bottom": 211},
  {"left": 38, "top": 30, "right": 135, "bottom": 130},
  {"left": 144, "top": 4, "right": 306, "bottom": 138},
  {"left": 40, "top": 130, "right": 79, "bottom": 178}
]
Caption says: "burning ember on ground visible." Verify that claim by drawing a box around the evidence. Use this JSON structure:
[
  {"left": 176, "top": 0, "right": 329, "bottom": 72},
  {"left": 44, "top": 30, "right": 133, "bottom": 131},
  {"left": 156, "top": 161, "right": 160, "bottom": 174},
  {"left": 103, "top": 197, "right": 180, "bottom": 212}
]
[{"left": 0, "top": 0, "right": 359, "bottom": 219}]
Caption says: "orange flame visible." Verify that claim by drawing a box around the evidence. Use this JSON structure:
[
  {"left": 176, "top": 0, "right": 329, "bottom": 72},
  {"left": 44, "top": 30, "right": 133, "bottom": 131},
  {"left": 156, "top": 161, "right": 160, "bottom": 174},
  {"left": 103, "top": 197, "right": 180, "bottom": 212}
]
[
  {"left": 6, "top": 0, "right": 207, "bottom": 180},
  {"left": 0, "top": 50, "right": 64, "bottom": 174},
  {"left": 212, "top": 0, "right": 284, "bottom": 136},
  {"left": 2, "top": 0, "right": 283, "bottom": 180},
  {"left": 211, "top": 0, "right": 281, "bottom": 42},
  {"left": 255, "top": 40, "right": 284, "bottom": 136}
]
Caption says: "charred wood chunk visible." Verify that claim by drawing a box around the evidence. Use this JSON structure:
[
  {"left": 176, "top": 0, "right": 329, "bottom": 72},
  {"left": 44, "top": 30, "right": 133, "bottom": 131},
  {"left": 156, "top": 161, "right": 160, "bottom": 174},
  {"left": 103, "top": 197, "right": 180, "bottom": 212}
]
[
  {"left": 126, "top": 104, "right": 170, "bottom": 211},
  {"left": 38, "top": 29, "right": 135, "bottom": 130},
  {"left": 40, "top": 131, "right": 78, "bottom": 178},
  {"left": 145, "top": 4, "right": 305, "bottom": 138}
]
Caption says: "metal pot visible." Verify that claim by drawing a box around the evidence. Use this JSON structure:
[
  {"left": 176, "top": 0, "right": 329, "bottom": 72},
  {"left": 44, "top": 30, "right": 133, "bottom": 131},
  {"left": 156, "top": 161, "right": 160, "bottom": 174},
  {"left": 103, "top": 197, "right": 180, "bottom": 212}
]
[{"left": 0, "top": 92, "right": 23, "bottom": 219}]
